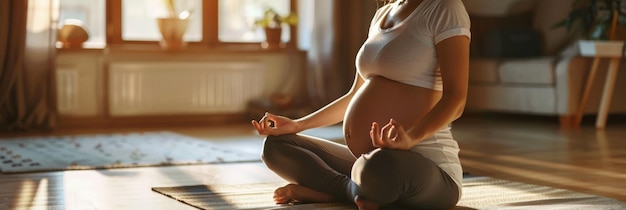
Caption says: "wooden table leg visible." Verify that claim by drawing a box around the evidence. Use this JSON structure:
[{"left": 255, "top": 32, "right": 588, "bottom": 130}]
[
  {"left": 574, "top": 57, "right": 602, "bottom": 126},
  {"left": 596, "top": 58, "right": 621, "bottom": 130}
]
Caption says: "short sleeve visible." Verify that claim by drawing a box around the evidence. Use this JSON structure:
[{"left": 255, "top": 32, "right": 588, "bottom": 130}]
[{"left": 428, "top": 0, "right": 471, "bottom": 44}]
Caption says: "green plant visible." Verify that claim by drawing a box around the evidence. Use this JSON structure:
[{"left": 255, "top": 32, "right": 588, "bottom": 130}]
[
  {"left": 163, "top": 0, "right": 177, "bottom": 18},
  {"left": 161, "top": 0, "right": 192, "bottom": 19},
  {"left": 252, "top": 8, "right": 298, "bottom": 30},
  {"left": 554, "top": 0, "right": 626, "bottom": 40}
]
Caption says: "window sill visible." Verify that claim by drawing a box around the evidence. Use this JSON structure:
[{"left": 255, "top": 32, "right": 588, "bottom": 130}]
[{"left": 56, "top": 42, "right": 304, "bottom": 54}]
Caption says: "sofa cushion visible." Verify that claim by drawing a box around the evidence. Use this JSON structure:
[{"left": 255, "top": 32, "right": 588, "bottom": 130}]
[
  {"left": 468, "top": 12, "right": 534, "bottom": 57},
  {"left": 462, "top": 0, "right": 536, "bottom": 16},
  {"left": 463, "top": 0, "right": 537, "bottom": 57},
  {"left": 469, "top": 58, "right": 499, "bottom": 83},
  {"left": 498, "top": 57, "right": 555, "bottom": 85},
  {"left": 532, "top": 0, "right": 575, "bottom": 55},
  {"left": 481, "top": 28, "right": 543, "bottom": 58}
]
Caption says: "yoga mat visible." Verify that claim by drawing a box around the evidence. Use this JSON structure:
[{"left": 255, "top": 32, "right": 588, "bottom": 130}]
[
  {"left": 152, "top": 176, "right": 626, "bottom": 210},
  {"left": 0, "top": 131, "right": 261, "bottom": 173}
]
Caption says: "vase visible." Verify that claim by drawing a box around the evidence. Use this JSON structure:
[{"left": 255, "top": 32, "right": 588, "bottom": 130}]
[
  {"left": 262, "top": 27, "right": 284, "bottom": 49},
  {"left": 57, "top": 20, "right": 89, "bottom": 48},
  {"left": 156, "top": 18, "right": 189, "bottom": 51}
]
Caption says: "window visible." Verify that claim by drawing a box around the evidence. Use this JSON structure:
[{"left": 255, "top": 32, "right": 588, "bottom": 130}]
[
  {"left": 218, "top": 0, "right": 291, "bottom": 43},
  {"left": 121, "top": 0, "right": 202, "bottom": 41},
  {"left": 58, "top": 0, "right": 297, "bottom": 48}
]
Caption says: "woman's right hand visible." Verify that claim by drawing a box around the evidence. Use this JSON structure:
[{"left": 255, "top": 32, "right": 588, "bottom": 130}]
[{"left": 251, "top": 112, "right": 300, "bottom": 136}]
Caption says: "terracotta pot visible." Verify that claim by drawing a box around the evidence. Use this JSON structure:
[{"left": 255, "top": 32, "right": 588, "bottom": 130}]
[
  {"left": 157, "top": 18, "right": 189, "bottom": 50},
  {"left": 262, "top": 27, "right": 284, "bottom": 49},
  {"left": 57, "top": 21, "right": 89, "bottom": 48}
]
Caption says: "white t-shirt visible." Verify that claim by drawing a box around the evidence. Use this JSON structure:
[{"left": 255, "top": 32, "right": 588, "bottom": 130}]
[{"left": 356, "top": 0, "right": 471, "bottom": 91}]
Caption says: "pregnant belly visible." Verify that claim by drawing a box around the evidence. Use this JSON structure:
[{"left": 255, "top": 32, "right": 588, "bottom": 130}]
[{"left": 343, "top": 76, "right": 441, "bottom": 156}]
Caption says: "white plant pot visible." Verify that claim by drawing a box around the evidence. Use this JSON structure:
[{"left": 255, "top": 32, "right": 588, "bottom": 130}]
[{"left": 578, "top": 40, "right": 625, "bottom": 57}]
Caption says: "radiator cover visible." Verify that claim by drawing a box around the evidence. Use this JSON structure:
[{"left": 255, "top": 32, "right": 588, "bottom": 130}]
[{"left": 108, "top": 61, "right": 265, "bottom": 116}]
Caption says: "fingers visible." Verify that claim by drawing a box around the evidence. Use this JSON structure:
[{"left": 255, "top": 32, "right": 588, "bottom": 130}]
[
  {"left": 371, "top": 119, "right": 402, "bottom": 149},
  {"left": 251, "top": 120, "right": 260, "bottom": 130},
  {"left": 381, "top": 119, "right": 397, "bottom": 139},
  {"left": 265, "top": 112, "right": 277, "bottom": 126},
  {"left": 370, "top": 121, "right": 392, "bottom": 148},
  {"left": 251, "top": 120, "right": 265, "bottom": 134},
  {"left": 370, "top": 123, "right": 376, "bottom": 146},
  {"left": 251, "top": 112, "right": 277, "bottom": 135},
  {"left": 262, "top": 113, "right": 277, "bottom": 128},
  {"left": 370, "top": 122, "right": 383, "bottom": 147}
]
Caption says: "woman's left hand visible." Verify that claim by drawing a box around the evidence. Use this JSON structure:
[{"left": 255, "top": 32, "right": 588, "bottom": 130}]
[{"left": 370, "top": 119, "right": 414, "bottom": 150}]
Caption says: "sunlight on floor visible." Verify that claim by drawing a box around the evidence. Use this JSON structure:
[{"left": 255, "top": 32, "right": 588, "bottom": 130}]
[
  {"left": 32, "top": 179, "right": 48, "bottom": 210},
  {"left": 15, "top": 180, "right": 35, "bottom": 209}
]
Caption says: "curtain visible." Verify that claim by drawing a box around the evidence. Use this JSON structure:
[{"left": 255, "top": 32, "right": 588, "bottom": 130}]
[
  {"left": 0, "top": 0, "right": 57, "bottom": 131},
  {"left": 305, "top": 0, "right": 377, "bottom": 107}
]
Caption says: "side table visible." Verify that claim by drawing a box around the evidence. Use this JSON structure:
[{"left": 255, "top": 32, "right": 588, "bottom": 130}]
[{"left": 574, "top": 40, "right": 624, "bottom": 129}]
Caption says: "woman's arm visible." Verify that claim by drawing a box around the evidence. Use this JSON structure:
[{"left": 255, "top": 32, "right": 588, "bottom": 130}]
[
  {"left": 295, "top": 73, "right": 365, "bottom": 131},
  {"left": 252, "top": 73, "right": 364, "bottom": 135},
  {"left": 407, "top": 35, "right": 470, "bottom": 140}
]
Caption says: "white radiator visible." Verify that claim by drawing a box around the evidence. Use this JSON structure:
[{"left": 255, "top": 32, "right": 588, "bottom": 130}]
[
  {"left": 55, "top": 65, "right": 99, "bottom": 116},
  {"left": 56, "top": 68, "right": 79, "bottom": 114},
  {"left": 108, "top": 61, "right": 265, "bottom": 116}
]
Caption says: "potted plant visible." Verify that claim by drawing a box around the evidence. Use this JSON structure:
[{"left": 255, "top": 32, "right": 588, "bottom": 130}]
[
  {"left": 554, "top": 0, "right": 626, "bottom": 57},
  {"left": 157, "top": 0, "right": 192, "bottom": 50},
  {"left": 252, "top": 8, "right": 298, "bottom": 49}
]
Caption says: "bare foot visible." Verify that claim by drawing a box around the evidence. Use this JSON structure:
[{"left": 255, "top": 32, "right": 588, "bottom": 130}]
[
  {"left": 273, "top": 184, "right": 335, "bottom": 204},
  {"left": 354, "top": 195, "right": 380, "bottom": 210}
]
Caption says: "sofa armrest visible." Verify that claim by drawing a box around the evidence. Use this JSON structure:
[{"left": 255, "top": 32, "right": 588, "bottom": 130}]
[{"left": 554, "top": 56, "right": 592, "bottom": 116}]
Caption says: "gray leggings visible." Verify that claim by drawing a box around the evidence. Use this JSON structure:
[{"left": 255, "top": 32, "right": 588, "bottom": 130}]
[{"left": 261, "top": 134, "right": 459, "bottom": 209}]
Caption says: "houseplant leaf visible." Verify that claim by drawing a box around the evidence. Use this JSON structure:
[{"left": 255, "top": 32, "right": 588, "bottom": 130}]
[{"left": 251, "top": 8, "right": 297, "bottom": 30}]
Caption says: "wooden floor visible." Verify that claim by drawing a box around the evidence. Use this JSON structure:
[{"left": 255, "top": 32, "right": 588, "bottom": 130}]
[
  {"left": 453, "top": 113, "right": 626, "bottom": 202},
  {"left": 1, "top": 113, "right": 625, "bottom": 209}
]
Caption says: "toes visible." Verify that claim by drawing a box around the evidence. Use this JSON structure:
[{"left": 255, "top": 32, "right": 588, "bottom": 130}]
[
  {"left": 273, "top": 185, "right": 294, "bottom": 204},
  {"left": 354, "top": 195, "right": 380, "bottom": 210}
]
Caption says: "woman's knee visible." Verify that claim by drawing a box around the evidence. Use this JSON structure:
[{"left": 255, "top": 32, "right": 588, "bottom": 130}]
[
  {"left": 261, "top": 134, "right": 300, "bottom": 165},
  {"left": 353, "top": 148, "right": 414, "bottom": 180},
  {"left": 351, "top": 149, "right": 410, "bottom": 203}
]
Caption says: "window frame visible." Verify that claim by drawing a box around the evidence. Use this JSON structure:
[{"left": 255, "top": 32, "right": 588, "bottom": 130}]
[{"left": 105, "top": 0, "right": 298, "bottom": 48}]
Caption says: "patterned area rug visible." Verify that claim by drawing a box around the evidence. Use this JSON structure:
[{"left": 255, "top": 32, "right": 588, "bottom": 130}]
[
  {"left": 0, "top": 131, "right": 260, "bottom": 173},
  {"left": 152, "top": 176, "right": 626, "bottom": 210}
]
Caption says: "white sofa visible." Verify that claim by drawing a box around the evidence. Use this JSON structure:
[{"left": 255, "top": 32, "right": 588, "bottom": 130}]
[{"left": 462, "top": 0, "right": 626, "bottom": 127}]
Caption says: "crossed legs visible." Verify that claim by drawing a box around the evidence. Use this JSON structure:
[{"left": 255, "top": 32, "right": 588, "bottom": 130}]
[
  {"left": 261, "top": 134, "right": 459, "bottom": 209},
  {"left": 261, "top": 134, "right": 356, "bottom": 203}
]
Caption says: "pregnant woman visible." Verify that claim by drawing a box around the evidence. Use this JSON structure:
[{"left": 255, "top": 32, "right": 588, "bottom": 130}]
[{"left": 252, "top": 0, "right": 470, "bottom": 209}]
